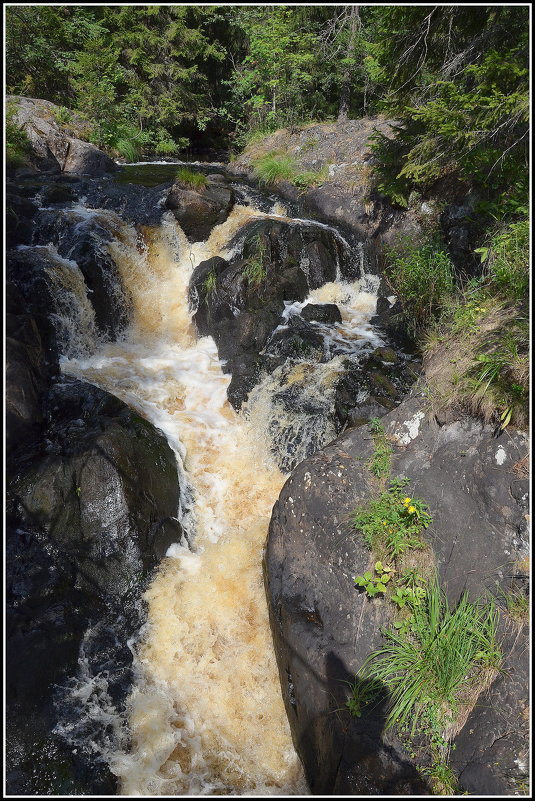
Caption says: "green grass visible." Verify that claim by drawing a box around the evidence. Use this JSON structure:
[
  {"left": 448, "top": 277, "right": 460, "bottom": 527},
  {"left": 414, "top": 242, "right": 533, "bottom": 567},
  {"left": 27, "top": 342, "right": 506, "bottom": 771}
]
[
  {"left": 252, "top": 152, "right": 327, "bottom": 189},
  {"left": 486, "top": 219, "right": 529, "bottom": 301},
  {"left": 253, "top": 152, "right": 297, "bottom": 185},
  {"left": 497, "top": 582, "right": 529, "bottom": 626},
  {"left": 385, "top": 241, "right": 455, "bottom": 336},
  {"left": 242, "top": 235, "right": 267, "bottom": 285},
  {"left": 353, "top": 477, "right": 431, "bottom": 561},
  {"left": 367, "top": 418, "right": 392, "bottom": 479},
  {"left": 357, "top": 579, "right": 501, "bottom": 734},
  {"left": 175, "top": 167, "right": 208, "bottom": 189}
]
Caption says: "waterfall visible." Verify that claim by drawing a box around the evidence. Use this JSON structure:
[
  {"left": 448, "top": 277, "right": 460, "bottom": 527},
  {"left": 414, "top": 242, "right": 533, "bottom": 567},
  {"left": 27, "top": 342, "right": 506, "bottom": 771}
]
[{"left": 30, "top": 176, "right": 383, "bottom": 795}]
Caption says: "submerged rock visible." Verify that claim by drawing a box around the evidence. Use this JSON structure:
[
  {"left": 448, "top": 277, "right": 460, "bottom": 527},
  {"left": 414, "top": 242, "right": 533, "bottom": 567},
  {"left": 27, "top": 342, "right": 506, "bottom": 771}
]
[{"left": 266, "top": 391, "right": 529, "bottom": 794}]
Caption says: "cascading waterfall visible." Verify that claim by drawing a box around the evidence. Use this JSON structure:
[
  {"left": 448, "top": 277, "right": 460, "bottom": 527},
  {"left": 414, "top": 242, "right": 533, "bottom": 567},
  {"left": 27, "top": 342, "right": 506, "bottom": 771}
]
[{"left": 43, "top": 181, "right": 384, "bottom": 795}]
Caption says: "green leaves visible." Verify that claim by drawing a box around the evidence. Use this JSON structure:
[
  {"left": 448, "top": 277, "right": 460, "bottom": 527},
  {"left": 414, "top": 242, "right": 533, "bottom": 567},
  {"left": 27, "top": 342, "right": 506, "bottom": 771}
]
[{"left": 354, "top": 563, "right": 394, "bottom": 597}]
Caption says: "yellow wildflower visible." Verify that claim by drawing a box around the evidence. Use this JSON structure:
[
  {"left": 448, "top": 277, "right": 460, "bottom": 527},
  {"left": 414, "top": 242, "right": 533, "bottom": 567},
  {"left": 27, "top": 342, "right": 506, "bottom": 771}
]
[
  {"left": 403, "top": 497, "right": 411, "bottom": 505},
  {"left": 408, "top": 505, "right": 416, "bottom": 514}
]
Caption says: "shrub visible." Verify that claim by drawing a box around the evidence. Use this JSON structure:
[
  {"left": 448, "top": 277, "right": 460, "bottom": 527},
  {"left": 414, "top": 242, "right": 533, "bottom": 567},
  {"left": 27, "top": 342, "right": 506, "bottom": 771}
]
[
  {"left": 487, "top": 219, "right": 529, "bottom": 300},
  {"left": 385, "top": 242, "right": 455, "bottom": 335},
  {"left": 175, "top": 167, "right": 208, "bottom": 189},
  {"left": 50, "top": 105, "right": 73, "bottom": 125}
]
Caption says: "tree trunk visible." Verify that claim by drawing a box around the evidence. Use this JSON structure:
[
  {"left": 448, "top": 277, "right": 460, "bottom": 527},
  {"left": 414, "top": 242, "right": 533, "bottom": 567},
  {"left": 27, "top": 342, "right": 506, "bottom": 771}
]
[{"left": 338, "top": 5, "right": 360, "bottom": 122}]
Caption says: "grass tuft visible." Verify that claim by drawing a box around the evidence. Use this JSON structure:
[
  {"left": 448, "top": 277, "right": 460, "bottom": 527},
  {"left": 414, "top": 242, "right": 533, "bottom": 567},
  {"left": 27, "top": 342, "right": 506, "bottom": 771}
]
[
  {"left": 175, "top": 167, "right": 208, "bottom": 189},
  {"left": 354, "top": 577, "right": 501, "bottom": 740}
]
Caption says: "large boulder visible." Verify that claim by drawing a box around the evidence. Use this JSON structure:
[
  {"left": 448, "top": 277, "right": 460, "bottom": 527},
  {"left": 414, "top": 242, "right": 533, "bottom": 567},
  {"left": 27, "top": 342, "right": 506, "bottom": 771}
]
[
  {"left": 189, "top": 218, "right": 349, "bottom": 408},
  {"left": 11, "top": 376, "right": 183, "bottom": 596},
  {"left": 165, "top": 179, "right": 235, "bottom": 241},
  {"left": 7, "top": 96, "right": 117, "bottom": 176},
  {"left": 265, "top": 390, "right": 529, "bottom": 794}
]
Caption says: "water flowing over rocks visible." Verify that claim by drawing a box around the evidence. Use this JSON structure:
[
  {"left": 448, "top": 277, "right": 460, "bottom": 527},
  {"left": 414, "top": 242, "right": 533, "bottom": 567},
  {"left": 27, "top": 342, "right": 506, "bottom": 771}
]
[
  {"left": 265, "top": 390, "right": 529, "bottom": 795},
  {"left": 6, "top": 156, "right": 527, "bottom": 796},
  {"left": 6, "top": 176, "right": 188, "bottom": 793}
]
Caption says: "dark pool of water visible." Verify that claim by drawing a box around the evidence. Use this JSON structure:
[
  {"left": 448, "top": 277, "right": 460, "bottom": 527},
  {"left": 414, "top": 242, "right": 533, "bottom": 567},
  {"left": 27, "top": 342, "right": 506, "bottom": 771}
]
[{"left": 115, "top": 162, "right": 228, "bottom": 187}]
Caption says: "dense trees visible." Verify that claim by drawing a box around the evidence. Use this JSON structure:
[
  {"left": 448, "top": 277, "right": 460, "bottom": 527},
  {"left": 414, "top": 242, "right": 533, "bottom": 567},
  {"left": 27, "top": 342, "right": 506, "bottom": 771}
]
[{"left": 5, "top": 4, "right": 529, "bottom": 214}]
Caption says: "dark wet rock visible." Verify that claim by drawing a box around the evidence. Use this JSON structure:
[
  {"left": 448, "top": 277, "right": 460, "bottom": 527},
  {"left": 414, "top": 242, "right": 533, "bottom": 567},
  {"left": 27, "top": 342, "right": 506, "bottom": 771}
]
[
  {"left": 368, "top": 345, "right": 398, "bottom": 364},
  {"left": 7, "top": 96, "right": 117, "bottom": 176},
  {"left": 300, "top": 302, "right": 342, "bottom": 324},
  {"left": 165, "top": 180, "right": 234, "bottom": 241},
  {"left": 12, "top": 376, "right": 182, "bottom": 598},
  {"left": 333, "top": 358, "right": 419, "bottom": 432},
  {"left": 206, "top": 172, "right": 227, "bottom": 183},
  {"left": 265, "top": 391, "right": 529, "bottom": 793},
  {"left": 190, "top": 218, "right": 352, "bottom": 409},
  {"left": 7, "top": 248, "right": 66, "bottom": 370},
  {"left": 450, "top": 619, "right": 529, "bottom": 796},
  {"left": 31, "top": 208, "right": 129, "bottom": 341},
  {"left": 41, "top": 183, "right": 77, "bottom": 204},
  {"left": 6, "top": 305, "right": 50, "bottom": 459},
  {"left": 6, "top": 185, "right": 38, "bottom": 247},
  {"left": 370, "top": 297, "right": 414, "bottom": 352},
  {"left": 81, "top": 177, "right": 169, "bottom": 226}
]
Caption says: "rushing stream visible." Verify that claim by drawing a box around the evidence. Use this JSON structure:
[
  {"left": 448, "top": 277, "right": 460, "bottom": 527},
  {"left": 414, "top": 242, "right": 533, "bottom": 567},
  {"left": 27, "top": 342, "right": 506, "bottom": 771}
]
[{"left": 9, "top": 163, "right": 395, "bottom": 795}]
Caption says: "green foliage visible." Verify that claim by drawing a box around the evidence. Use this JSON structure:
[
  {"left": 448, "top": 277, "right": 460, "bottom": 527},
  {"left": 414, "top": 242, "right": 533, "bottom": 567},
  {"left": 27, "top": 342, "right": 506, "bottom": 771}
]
[
  {"left": 242, "top": 236, "right": 267, "bottom": 285},
  {"left": 202, "top": 268, "right": 217, "bottom": 298},
  {"left": 368, "top": 6, "right": 528, "bottom": 219},
  {"left": 175, "top": 167, "right": 208, "bottom": 189},
  {"left": 486, "top": 220, "right": 529, "bottom": 300},
  {"left": 357, "top": 578, "right": 501, "bottom": 737},
  {"left": 252, "top": 152, "right": 326, "bottom": 189},
  {"left": 367, "top": 418, "right": 392, "bottom": 479},
  {"left": 497, "top": 582, "right": 529, "bottom": 626},
  {"left": 354, "top": 562, "right": 394, "bottom": 597},
  {"left": 50, "top": 105, "right": 73, "bottom": 125},
  {"left": 418, "top": 760, "right": 459, "bottom": 795},
  {"left": 391, "top": 569, "right": 427, "bottom": 610},
  {"left": 345, "top": 676, "right": 383, "bottom": 718},
  {"left": 385, "top": 242, "right": 455, "bottom": 335},
  {"left": 5, "top": 103, "right": 32, "bottom": 167},
  {"left": 253, "top": 153, "right": 298, "bottom": 185},
  {"left": 353, "top": 478, "right": 431, "bottom": 561}
]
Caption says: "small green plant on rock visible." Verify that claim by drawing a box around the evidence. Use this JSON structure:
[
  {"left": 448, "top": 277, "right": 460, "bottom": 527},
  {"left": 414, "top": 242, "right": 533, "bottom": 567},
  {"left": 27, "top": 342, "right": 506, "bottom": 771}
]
[
  {"left": 345, "top": 676, "right": 384, "bottom": 718},
  {"left": 367, "top": 417, "right": 392, "bottom": 479},
  {"left": 353, "top": 477, "right": 431, "bottom": 560},
  {"left": 202, "top": 268, "right": 217, "bottom": 298},
  {"left": 243, "top": 236, "right": 267, "bottom": 285},
  {"left": 51, "top": 105, "right": 73, "bottom": 125},
  {"left": 349, "top": 577, "right": 501, "bottom": 791},
  {"left": 354, "top": 561, "right": 394, "bottom": 597}
]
